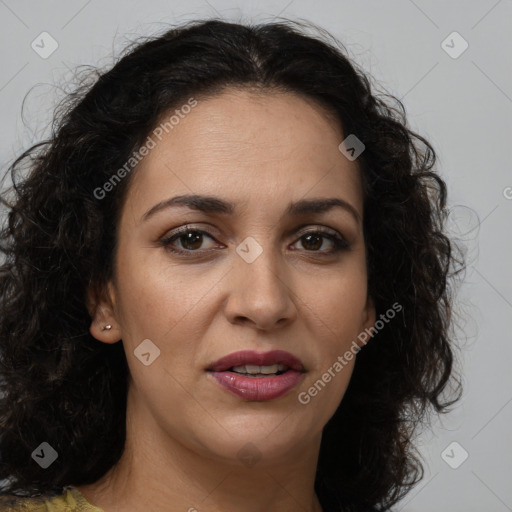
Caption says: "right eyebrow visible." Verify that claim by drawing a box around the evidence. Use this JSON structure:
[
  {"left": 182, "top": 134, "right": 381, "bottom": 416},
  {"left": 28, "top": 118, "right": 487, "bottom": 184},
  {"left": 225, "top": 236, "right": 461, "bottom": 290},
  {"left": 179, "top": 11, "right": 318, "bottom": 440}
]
[{"left": 141, "top": 194, "right": 234, "bottom": 222}]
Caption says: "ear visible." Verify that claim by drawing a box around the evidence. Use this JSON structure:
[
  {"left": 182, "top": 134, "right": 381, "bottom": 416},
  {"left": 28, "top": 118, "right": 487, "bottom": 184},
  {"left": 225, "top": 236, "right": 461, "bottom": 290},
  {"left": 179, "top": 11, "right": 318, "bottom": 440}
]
[
  {"left": 355, "top": 294, "right": 376, "bottom": 350},
  {"left": 86, "top": 281, "right": 121, "bottom": 344}
]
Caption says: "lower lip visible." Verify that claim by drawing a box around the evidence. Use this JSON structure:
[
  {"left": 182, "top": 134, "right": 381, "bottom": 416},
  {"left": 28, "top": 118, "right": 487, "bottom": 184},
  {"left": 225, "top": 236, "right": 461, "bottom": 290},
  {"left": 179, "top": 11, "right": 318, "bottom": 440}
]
[{"left": 208, "top": 370, "right": 304, "bottom": 400}]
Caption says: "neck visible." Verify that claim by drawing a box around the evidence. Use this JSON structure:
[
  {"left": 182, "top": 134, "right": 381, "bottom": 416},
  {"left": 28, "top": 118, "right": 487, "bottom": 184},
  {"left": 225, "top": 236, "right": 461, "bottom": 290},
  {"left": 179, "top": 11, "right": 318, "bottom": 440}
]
[{"left": 75, "top": 389, "right": 325, "bottom": 512}]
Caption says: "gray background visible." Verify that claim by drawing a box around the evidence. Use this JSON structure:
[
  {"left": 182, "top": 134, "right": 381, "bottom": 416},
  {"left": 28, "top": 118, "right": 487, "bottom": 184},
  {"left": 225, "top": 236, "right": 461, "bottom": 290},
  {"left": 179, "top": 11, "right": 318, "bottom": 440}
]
[{"left": 1, "top": 1, "right": 511, "bottom": 510}]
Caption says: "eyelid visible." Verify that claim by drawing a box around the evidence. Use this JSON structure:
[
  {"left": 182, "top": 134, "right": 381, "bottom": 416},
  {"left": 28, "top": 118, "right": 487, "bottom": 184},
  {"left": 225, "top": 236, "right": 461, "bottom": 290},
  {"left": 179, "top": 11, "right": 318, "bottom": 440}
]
[
  {"left": 294, "top": 225, "right": 339, "bottom": 237},
  {"left": 163, "top": 222, "right": 343, "bottom": 237},
  {"left": 160, "top": 223, "right": 221, "bottom": 241}
]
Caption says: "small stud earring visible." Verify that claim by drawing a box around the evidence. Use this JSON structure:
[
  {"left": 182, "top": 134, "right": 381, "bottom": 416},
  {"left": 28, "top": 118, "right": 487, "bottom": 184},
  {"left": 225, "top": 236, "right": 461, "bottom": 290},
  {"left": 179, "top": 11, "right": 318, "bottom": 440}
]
[{"left": 102, "top": 324, "right": 113, "bottom": 331}]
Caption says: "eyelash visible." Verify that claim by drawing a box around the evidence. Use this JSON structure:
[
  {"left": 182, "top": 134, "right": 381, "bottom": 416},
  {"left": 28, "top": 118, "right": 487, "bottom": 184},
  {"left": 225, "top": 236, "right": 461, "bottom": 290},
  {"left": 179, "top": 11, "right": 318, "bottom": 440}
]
[{"left": 159, "top": 225, "right": 350, "bottom": 256}]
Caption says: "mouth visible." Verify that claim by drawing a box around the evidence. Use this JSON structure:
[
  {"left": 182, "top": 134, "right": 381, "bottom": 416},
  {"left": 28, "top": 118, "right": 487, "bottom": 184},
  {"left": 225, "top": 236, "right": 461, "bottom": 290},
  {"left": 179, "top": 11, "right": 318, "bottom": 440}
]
[
  {"left": 206, "top": 350, "right": 305, "bottom": 401},
  {"left": 226, "top": 362, "right": 290, "bottom": 377}
]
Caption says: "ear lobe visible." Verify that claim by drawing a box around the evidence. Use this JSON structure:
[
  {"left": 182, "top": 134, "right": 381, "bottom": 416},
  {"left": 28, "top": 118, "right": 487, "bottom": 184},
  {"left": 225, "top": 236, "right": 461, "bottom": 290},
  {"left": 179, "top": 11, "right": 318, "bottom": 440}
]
[{"left": 86, "top": 281, "right": 121, "bottom": 344}]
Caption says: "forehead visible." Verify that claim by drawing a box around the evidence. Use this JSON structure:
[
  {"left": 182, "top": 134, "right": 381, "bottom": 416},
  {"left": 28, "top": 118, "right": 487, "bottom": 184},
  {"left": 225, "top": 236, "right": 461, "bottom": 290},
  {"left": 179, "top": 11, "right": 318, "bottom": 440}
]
[
  {"left": 156, "top": 88, "right": 344, "bottom": 164},
  {"left": 122, "top": 88, "right": 363, "bottom": 221}
]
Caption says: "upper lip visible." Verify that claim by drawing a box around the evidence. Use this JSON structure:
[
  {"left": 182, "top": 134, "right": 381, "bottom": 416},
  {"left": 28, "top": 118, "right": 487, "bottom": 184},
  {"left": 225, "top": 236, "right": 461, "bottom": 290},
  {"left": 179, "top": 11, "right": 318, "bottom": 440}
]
[{"left": 207, "top": 350, "right": 305, "bottom": 372}]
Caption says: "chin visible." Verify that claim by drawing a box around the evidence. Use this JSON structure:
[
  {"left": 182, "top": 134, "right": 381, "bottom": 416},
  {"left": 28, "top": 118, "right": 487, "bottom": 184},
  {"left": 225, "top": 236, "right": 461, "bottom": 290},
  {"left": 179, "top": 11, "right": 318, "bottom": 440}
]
[{"left": 191, "top": 415, "right": 316, "bottom": 465}]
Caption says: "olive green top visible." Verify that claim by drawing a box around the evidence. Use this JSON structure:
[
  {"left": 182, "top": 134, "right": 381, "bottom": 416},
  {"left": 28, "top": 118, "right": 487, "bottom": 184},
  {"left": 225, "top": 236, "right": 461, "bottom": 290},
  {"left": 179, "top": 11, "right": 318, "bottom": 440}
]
[{"left": 0, "top": 486, "right": 104, "bottom": 511}]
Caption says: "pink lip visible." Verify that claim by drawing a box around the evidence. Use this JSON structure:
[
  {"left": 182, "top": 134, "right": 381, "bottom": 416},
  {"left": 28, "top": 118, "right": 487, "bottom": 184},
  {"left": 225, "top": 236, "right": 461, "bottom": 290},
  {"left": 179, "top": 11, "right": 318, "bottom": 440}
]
[{"left": 207, "top": 350, "right": 305, "bottom": 401}]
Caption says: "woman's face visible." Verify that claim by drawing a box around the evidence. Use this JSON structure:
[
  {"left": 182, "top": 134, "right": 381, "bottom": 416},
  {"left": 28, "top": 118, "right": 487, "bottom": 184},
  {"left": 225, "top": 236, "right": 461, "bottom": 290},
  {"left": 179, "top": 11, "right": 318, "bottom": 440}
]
[{"left": 92, "top": 88, "right": 375, "bottom": 465}]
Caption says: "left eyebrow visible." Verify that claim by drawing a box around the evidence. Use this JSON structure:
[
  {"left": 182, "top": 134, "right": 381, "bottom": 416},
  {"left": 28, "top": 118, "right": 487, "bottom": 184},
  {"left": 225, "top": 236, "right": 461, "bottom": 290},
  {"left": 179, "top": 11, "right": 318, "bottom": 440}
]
[
  {"left": 285, "top": 197, "right": 361, "bottom": 223},
  {"left": 141, "top": 194, "right": 361, "bottom": 224}
]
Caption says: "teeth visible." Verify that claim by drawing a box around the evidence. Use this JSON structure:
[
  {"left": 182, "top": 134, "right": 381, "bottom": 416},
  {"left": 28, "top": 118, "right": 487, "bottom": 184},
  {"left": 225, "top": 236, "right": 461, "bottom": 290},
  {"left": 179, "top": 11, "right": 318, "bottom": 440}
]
[{"left": 231, "top": 364, "right": 288, "bottom": 375}]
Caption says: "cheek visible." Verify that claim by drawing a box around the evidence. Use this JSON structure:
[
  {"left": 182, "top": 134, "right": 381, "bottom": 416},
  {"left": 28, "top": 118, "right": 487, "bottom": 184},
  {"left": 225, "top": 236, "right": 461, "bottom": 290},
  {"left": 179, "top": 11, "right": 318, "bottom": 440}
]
[
  {"left": 114, "top": 250, "right": 209, "bottom": 337},
  {"left": 113, "top": 251, "right": 223, "bottom": 393},
  {"left": 113, "top": 260, "right": 206, "bottom": 402},
  {"left": 302, "top": 265, "right": 369, "bottom": 342},
  {"left": 296, "top": 265, "right": 368, "bottom": 414}
]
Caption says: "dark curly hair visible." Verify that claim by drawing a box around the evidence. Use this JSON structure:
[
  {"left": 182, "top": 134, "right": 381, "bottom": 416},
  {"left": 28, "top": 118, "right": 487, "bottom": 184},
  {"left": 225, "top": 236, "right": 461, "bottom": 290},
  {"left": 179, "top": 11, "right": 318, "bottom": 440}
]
[{"left": 0, "top": 18, "right": 464, "bottom": 512}]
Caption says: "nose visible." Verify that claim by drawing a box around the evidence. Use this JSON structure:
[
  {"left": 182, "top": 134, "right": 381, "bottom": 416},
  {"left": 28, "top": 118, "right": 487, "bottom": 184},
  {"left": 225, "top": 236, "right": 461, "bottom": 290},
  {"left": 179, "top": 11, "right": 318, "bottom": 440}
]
[{"left": 223, "top": 244, "right": 297, "bottom": 331}]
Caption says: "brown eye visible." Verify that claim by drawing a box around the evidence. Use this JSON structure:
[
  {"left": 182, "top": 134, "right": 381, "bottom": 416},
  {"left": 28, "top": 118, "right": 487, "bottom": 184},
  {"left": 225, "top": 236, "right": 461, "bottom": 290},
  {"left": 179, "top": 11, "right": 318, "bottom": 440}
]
[
  {"left": 300, "top": 233, "right": 323, "bottom": 251},
  {"left": 292, "top": 229, "right": 349, "bottom": 254},
  {"left": 178, "top": 231, "right": 204, "bottom": 251},
  {"left": 160, "top": 228, "right": 219, "bottom": 253}
]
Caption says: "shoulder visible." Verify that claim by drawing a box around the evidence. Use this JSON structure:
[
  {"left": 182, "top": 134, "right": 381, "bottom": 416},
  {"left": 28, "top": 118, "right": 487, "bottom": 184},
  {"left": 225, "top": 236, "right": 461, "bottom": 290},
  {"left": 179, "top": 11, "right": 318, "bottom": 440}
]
[
  {"left": 0, "top": 493, "right": 47, "bottom": 511},
  {"left": 0, "top": 486, "right": 103, "bottom": 511}
]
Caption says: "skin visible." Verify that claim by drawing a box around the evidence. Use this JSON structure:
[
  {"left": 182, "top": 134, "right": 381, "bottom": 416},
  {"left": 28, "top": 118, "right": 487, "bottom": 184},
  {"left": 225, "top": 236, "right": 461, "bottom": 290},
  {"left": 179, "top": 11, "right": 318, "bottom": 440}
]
[{"left": 77, "top": 88, "right": 376, "bottom": 512}]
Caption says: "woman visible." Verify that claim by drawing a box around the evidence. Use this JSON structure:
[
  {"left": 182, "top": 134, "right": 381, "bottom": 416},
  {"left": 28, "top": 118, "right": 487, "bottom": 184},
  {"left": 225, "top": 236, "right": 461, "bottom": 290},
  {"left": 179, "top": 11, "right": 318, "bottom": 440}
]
[{"left": 0, "top": 18, "right": 464, "bottom": 512}]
